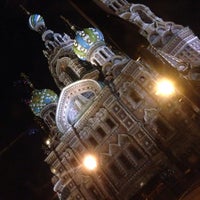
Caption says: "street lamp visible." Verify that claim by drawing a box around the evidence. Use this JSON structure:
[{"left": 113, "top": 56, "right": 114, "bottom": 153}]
[
  {"left": 155, "top": 79, "right": 175, "bottom": 97},
  {"left": 45, "top": 138, "right": 51, "bottom": 146},
  {"left": 83, "top": 154, "right": 97, "bottom": 171}
]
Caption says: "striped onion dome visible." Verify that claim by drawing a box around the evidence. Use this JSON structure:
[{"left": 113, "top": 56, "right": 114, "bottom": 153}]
[{"left": 29, "top": 14, "right": 46, "bottom": 32}]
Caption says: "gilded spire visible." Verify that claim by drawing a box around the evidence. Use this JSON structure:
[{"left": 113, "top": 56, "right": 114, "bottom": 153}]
[
  {"left": 19, "top": 4, "right": 31, "bottom": 16},
  {"left": 60, "top": 15, "right": 77, "bottom": 32}
]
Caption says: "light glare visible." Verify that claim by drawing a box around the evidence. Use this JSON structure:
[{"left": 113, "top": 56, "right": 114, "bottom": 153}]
[
  {"left": 83, "top": 155, "right": 97, "bottom": 170},
  {"left": 156, "top": 79, "right": 175, "bottom": 96},
  {"left": 46, "top": 138, "right": 51, "bottom": 146}
]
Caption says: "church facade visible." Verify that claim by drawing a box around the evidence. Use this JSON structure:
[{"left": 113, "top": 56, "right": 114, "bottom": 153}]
[{"left": 27, "top": 1, "right": 200, "bottom": 199}]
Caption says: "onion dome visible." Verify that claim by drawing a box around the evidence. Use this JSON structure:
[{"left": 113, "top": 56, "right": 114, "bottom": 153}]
[
  {"left": 29, "top": 14, "right": 46, "bottom": 33},
  {"left": 73, "top": 28, "right": 104, "bottom": 60},
  {"left": 29, "top": 89, "right": 58, "bottom": 117}
]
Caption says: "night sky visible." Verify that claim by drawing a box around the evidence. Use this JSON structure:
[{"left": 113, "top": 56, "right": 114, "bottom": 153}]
[{"left": 1, "top": 0, "right": 200, "bottom": 199}]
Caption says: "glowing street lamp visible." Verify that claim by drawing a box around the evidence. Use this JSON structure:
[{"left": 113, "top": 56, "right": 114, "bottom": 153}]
[
  {"left": 45, "top": 138, "right": 51, "bottom": 146},
  {"left": 155, "top": 79, "right": 175, "bottom": 97},
  {"left": 83, "top": 154, "right": 97, "bottom": 171},
  {"left": 51, "top": 167, "right": 57, "bottom": 174}
]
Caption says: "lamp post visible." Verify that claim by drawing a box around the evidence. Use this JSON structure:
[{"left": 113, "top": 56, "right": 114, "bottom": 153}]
[
  {"left": 82, "top": 154, "right": 98, "bottom": 171},
  {"left": 155, "top": 79, "right": 175, "bottom": 97}
]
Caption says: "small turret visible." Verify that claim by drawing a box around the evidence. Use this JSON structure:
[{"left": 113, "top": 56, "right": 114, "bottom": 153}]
[
  {"left": 28, "top": 14, "right": 100, "bottom": 89},
  {"left": 28, "top": 14, "right": 74, "bottom": 60}
]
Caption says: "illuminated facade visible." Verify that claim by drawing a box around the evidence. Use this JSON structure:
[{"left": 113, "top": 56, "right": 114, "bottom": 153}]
[
  {"left": 97, "top": 0, "right": 200, "bottom": 68},
  {"left": 27, "top": 1, "right": 200, "bottom": 200}
]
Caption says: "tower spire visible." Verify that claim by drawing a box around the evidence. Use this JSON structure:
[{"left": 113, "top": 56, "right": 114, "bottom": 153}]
[
  {"left": 20, "top": 72, "right": 35, "bottom": 90},
  {"left": 19, "top": 4, "right": 31, "bottom": 16},
  {"left": 60, "top": 15, "right": 77, "bottom": 32}
]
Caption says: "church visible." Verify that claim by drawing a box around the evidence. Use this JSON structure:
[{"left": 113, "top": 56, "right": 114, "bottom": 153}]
[{"left": 25, "top": 0, "right": 200, "bottom": 199}]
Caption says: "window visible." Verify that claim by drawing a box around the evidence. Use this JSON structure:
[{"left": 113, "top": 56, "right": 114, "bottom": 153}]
[
  {"left": 70, "top": 158, "right": 78, "bottom": 167},
  {"left": 60, "top": 186, "right": 70, "bottom": 200},
  {"left": 88, "top": 136, "right": 98, "bottom": 147},
  {"left": 128, "top": 145, "right": 143, "bottom": 161},
  {"left": 137, "top": 10, "right": 153, "bottom": 24},
  {"left": 139, "top": 75, "right": 146, "bottom": 83},
  {"left": 92, "top": 59, "right": 99, "bottom": 66},
  {"left": 105, "top": 118, "right": 115, "bottom": 129},
  {"left": 50, "top": 112, "right": 55, "bottom": 120},
  {"left": 180, "top": 100, "right": 194, "bottom": 117},
  {"left": 99, "top": 50, "right": 108, "bottom": 59},
  {"left": 108, "top": 5, "right": 116, "bottom": 12},
  {"left": 118, "top": 0, "right": 126, "bottom": 6},
  {"left": 104, "top": 47, "right": 113, "bottom": 55},
  {"left": 68, "top": 181, "right": 74, "bottom": 189},
  {"left": 113, "top": 2, "right": 120, "bottom": 9},
  {"left": 89, "top": 186, "right": 100, "bottom": 199},
  {"left": 129, "top": 90, "right": 141, "bottom": 103},
  {"left": 118, "top": 153, "right": 133, "bottom": 170},
  {"left": 96, "top": 127, "right": 106, "bottom": 138},
  {"left": 110, "top": 163, "right": 122, "bottom": 178},
  {"left": 155, "top": 117, "right": 172, "bottom": 138},
  {"left": 66, "top": 67, "right": 79, "bottom": 81}
]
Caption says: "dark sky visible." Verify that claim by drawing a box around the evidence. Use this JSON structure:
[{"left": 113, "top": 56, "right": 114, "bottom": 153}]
[{"left": 1, "top": 0, "right": 200, "bottom": 199}]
